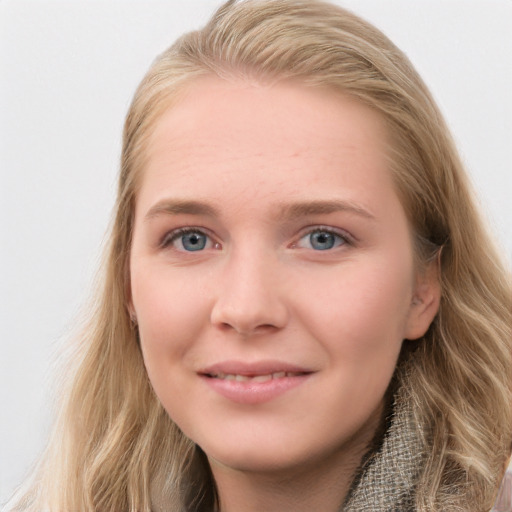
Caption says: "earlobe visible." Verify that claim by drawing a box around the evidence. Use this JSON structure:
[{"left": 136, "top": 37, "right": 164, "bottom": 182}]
[
  {"left": 124, "top": 258, "right": 137, "bottom": 325},
  {"left": 128, "top": 306, "right": 138, "bottom": 325},
  {"left": 126, "top": 297, "right": 137, "bottom": 325},
  {"left": 404, "top": 260, "right": 441, "bottom": 340}
]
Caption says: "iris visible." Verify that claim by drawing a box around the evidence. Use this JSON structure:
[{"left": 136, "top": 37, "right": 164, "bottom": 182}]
[
  {"left": 309, "top": 231, "right": 338, "bottom": 250},
  {"left": 181, "top": 231, "right": 207, "bottom": 251}
]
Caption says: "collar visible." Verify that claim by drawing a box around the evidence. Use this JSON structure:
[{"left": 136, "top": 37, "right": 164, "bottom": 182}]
[{"left": 342, "top": 388, "right": 423, "bottom": 512}]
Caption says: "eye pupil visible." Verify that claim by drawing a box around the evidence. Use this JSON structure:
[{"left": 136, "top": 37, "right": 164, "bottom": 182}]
[
  {"left": 310, "top": 231, "right": 336, "bottom": 250},
  {"left": 182, "top": 232, "right": 207, "bottom": 251}
]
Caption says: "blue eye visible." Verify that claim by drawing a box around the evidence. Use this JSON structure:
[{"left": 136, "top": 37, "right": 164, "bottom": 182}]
[
  {"left": 163, "top": 229, "right": 212, "bottom": 252},
  {"left": 181, "top": 231, "right": 207, "bottom": 251},
  {"left": 297, "top": 229, "right": 348, "bottom": 251}
]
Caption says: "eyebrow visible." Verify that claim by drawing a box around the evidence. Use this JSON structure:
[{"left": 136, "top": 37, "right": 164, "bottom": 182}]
[
  {"left": 144, "top": 198, "right": 375, "bottom": 222},
  {"left": 144, "top": 200, "right": 220, "bottom": 221},
  {"left": 277, "top": 200, "right": 376, "bottom": 221}
]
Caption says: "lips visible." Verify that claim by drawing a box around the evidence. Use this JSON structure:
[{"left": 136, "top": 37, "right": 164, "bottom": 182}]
[
  {"left": 199, "top": 361, "right": 313, "bottom": 404},
  {"left": 200, "top": 360, "right": 312, "bottom": 376},
  {"left": 205, "top": 371, "right": 306, "bottom": 382}
]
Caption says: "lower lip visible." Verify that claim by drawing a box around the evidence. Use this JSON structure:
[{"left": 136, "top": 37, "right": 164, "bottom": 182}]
[{"left": 201, "top": 374, "right": 311, "bottom": 404}]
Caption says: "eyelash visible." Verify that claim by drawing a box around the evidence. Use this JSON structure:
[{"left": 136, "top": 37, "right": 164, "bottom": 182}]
[
  {"left": 159, "top": 226, "right": 354, "bottom": 252},
  {"left": 160, "top": 227, "right": 218, "bottom": 251},
  {"left": 293, "top": 226, "right": 353, "bottom": 250}
]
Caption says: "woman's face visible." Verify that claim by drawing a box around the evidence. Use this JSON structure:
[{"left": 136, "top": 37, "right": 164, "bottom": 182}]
[{"left": 129, "top": 77, "right": 439, "bottom": 476}]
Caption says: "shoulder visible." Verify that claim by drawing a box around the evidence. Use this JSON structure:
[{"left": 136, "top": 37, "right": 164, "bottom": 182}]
[{"left": 492, "top": 469, "right": 512, "bottom": 512}]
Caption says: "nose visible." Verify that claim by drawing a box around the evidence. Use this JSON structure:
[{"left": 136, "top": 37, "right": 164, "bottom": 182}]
[{"left": 210, "top": 248, "right": 289, "bottom": 336}]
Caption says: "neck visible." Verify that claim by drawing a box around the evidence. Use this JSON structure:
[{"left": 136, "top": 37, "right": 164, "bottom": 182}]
[{"left": 209, "top": 429, "right": 378, "bottom": 512}]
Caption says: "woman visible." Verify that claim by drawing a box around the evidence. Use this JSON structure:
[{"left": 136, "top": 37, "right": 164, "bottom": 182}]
[{"left": 9, "top": 1, "right": 511, "bottom": 511}]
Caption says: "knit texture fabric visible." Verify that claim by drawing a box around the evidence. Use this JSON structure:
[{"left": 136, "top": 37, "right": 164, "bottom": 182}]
[{"left": 342, "top": 390, "right": 423, "bottom": 512}]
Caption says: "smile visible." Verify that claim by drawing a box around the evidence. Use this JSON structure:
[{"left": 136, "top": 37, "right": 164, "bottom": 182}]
[
  {"left": 206, "top": 371, "right": 306, "bottom": 382},
  {"left": 199, "top": 362, "right": 313, "bottom": 404}
]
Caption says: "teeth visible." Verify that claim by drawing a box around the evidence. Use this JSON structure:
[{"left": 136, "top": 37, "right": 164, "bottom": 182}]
[
  {"left": 252, "top": 374, "right": 272, "bottom": 382},
  {"left": 211, "top": 371, "right": 302, "bottom": 381}
]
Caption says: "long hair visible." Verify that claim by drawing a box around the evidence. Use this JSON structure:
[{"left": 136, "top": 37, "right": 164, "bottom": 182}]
[{"left": 10, "top": 1, "right": 511, "bottom": 511}]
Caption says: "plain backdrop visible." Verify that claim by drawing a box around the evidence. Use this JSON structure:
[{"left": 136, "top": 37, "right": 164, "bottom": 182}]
[{"left": 1, "top": 0, "right": 511, "bottom": 505}]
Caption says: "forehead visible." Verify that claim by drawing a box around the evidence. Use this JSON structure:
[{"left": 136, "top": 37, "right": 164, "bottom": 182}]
[
  {"left": 147, "top": 77, "right": 389, "bottom": 160},
  {"left": 137, "top": 77, "right": 395, "bottom": 218}
]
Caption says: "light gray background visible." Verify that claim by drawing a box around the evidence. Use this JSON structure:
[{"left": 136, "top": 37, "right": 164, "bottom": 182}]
[{"left": 1, "top": 0, "right": 511, "bottom": 504}]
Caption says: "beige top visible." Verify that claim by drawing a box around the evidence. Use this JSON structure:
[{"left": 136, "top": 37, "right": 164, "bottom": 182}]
[{"left": 493, "top": 469, "right": 512, "bottom": 512}]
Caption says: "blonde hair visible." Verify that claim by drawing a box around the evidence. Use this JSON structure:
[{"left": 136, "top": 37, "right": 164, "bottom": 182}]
[{"left": 10, "top": 1, "right": 511, "bottom": 511}]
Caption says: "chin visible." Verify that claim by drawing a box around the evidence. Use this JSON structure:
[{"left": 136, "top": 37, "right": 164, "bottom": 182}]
[
  {"left": 200, "top": 432, "right": 351, "bottom": 478},
  {"left": 206, "top": 447, "right": 309, "bottom": 475}
]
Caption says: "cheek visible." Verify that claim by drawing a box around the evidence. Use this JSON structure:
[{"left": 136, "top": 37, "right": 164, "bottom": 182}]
[
  {"left": 294, "top": 255, "right": 414, "bottom": 359},
  {"left": 130, "top": 263, "right": 210, "bottom": 370}
]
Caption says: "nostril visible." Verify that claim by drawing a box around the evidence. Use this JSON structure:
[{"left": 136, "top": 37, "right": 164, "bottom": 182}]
[
  {"left": 214, "top": 319, "right": 286, "bottom": 338},
  {"left": 217, "top": 321, "right": 278, "bottom": 337},
  {"left": 253, "top": 324, "right": 279, "bottom": 334}
]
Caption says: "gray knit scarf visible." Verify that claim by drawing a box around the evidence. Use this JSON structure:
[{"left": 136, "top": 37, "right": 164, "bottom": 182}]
[{"left": 342, "top": 390, "right": 423, "bottom": 512}]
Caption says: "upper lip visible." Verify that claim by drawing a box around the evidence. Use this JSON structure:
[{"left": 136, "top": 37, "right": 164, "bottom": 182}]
[{"left": 198, "top": 360, "right": 314, "bottom": 377}]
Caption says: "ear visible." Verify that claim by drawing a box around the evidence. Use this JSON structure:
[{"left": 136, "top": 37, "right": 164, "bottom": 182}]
[
  {"left": 124, "top": 256, "right": 137, "bottom": 324},
  {"left": 127, "top": 301, "right": 137, "bottom": 324},
  {"left": 404, "top": 258, "right": 441, "bottom": 340}
]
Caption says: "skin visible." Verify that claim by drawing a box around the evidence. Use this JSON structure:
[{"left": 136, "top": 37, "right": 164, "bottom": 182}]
[{"left": 129, "top": 77, "right": 440, "bottom": 512}]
